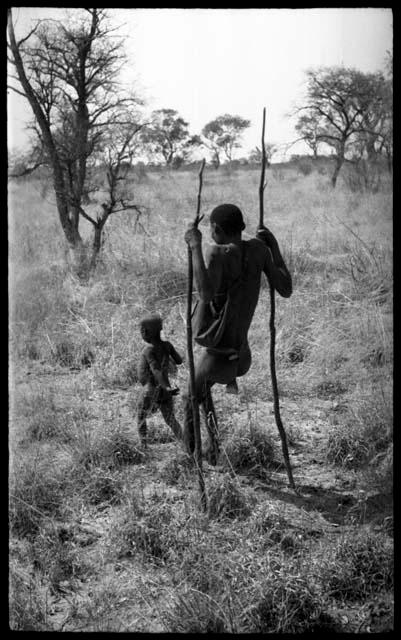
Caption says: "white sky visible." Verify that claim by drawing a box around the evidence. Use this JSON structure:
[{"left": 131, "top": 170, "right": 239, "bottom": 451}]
[{"left": 8, "top": 7, "right": 393, "bottom": 160}]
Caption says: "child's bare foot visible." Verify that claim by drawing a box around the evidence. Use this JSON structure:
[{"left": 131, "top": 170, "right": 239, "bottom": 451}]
[{"left": 226, "top": 379, "right": 238, "bottom": 395}]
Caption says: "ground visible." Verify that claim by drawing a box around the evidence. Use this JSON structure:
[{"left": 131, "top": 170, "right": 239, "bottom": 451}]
[
  {"left": 10, "top": 359, "right": 393, "bottom": 633},
  {"left": 9, "top": 164, "right": 393, "bottom": 632}
]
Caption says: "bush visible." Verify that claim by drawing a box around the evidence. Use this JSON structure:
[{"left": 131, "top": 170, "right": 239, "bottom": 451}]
[
  {"left": 9, "top": 563, "right": 52, "bottom": 630},
  {"left": 221, "top": 423, "right": 278, "bottom": 477},
  {"left": 326, "top": 384, "right": 392, "bottom": 470},
  {"left": 31, "top": 525, "right": 89, "bottom": 592},
  {"left": 9, "top": 457, "right": 70, "bottom": 537},
  {"left": 159, "top": 453, "right": 194, "bottom": 485},
  {"left": 72, "top": 421, "right": 145, "bottom": 471},
  {"left": 78, "top": 465, "right": 126, "bottom": 505},
  {"left": 249, "top": 573, "right": 323, "bottom": 633},
  {"left": 297, "top": 158, "right": 314, "bottom": 176},
  {"left": 208, "top": 474, "right": 255, "bottom": 521},
  {"left": 107, "top": 497, "right": 186, "bottom": 564},
  {"left": 163, "top": 590, "right": 230, "bottom": 633},
  {"left": 322, "top": 529, "right": 393, "bottom": 601},
  {"left": 52, "top": 338, "right": 95, "bottom": 369}
]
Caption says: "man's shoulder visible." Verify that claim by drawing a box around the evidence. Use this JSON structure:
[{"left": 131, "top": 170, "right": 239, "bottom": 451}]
[
  {"left": 244, "top": 237, "right": 269, "bottom": 257},
  {"left": 244, "top": 237, "right": 267, "bottom": 249},
  {"left": 207, "top": 242, "right": 242, "bottom": 258},
  {"left": 205, "top": 243, "right": 231, "bottom": 263}
]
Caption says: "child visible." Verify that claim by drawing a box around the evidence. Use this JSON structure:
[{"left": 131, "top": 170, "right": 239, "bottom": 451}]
[{"left": 136, "top": 314, "right": 183, "bottom": 448}]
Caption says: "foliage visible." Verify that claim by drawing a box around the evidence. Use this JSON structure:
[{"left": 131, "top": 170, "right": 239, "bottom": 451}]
[
  {"left": 140, "top": 108, "right": 199, "bottom": 166},
  {"left": 201, "top": 114, "right": 251, "bottom": 166},
  {"left": 7, "top": 8, "right": 145, "bottom": 267},
  {"left": 9, "top": 456, "right": 70, "bottom": 537},
  {"left": 322, "top": 530, "right": 393, "bottom": 601},
  {"left": 9, "top": 562, "right": 52, "bottom": 630},
  {"left": 294, "top": 66, "right": 392, "bottom": 186},
  {"left": 207, "top": 474, "right": 256, "bottom": 520},
  {"left": 221, "top": 422, "right": 279, "bottom": 477},
  {"left": 248, "top": 143, "right": 277, "bottom": 166}
]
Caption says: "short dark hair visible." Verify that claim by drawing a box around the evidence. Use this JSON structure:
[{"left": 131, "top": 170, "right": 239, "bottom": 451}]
[
  {"left": 140, "top": 314, "right": 162, "bottom": 332},
  {"left": 210, "top": 204, "right": 246, "bottom": 234}
]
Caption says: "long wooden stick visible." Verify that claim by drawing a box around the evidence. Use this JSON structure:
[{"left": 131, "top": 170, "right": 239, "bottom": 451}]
[
  {"left": 258, "top": 108, "right": 296, "bottom": 490},
  {"left": 187, "top": 158, "right": 207, "bottom": 510}
]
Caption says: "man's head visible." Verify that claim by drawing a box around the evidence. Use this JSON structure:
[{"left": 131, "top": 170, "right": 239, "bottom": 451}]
[
  {"left": 210, "top": 204, "right": 245, "bottom": 244},
  {"left": 140, "top": 314, "right": 163, "bottom": 343}
]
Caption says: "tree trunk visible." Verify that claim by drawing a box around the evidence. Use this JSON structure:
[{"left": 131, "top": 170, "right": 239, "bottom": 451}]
[
  {"left": 8, "top": 12, "right": 84, "bottom": 250},
  {"left": 89, "top": 224, "right": 103, "bottom": 272},
  {"left": 53, "top": 174, "right": 83, "bottom": 247},
  {"left": 212, "top": 151, "right": 220, "bottom": 170},
  {"left": 331, "top": 153, "right": 344, "bottom": 188}
]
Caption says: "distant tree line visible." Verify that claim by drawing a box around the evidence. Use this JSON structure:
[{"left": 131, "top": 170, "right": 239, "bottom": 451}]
[{"left": 8, "top": 7, "right": 392, "bottom": 272}]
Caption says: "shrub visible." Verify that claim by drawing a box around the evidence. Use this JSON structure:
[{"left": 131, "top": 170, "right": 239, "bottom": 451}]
[
  {"left": 221, "top": 423, "right": 278, "bottom": 477},
  {"left": 20, "top": 389, "right": 66, "bottom": 442},
  {"left": 322, "top": 529, "right": 393, "bottom": 601},
  {"left": 9, "top": 563, "right": 52, "bottom": 630},
  {"left": 107, "top": 497, "right": 186, "bottom": 564},
  {"left": 31, "top": 525, "right": 89, "bottom": 592},
  {"left": 297, "top": 158, "right": 314, "bottom": 176},
  {"left": 146, "top": 421, "right": 176, "bottom": 444},
  {"left": 9, "top": 457, "right": 69, "bottom": 537},
  {"left": 163, "top": 590, "right": 230, "bottom": 633},
  {"left": 52, "top": 338, "right": 95, "bottom": 369},
  {"left": 78, "top": 465, "right": 126, "bottom": 505},
  {"left": 249, "top": 573, "right": 323, "bottom": 633},
  {"left": 159, "top": 453, "right": 194, "bottom": 485},
  {"left": 207, "top": 474, "right": 255, "bottom": 521},
  {"left": 72, "top": 421, "right": 144, "bottom": 471},
  {"left": 326, "top": 384, "right": 392, "bottom": 470}
]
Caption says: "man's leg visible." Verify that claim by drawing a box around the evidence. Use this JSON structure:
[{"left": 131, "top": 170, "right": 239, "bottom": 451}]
[
  {"left": 183, "top": 350, "right": 239, "bottom": 457},
  {"left": 159, "top": 398, "right": 183, "bottom": 442},
  {"left": 226, "top": 379, "right": 239, "bottom": 395},
  {"left": 201, "top": 383, "right": 220, "bottom": 465}
]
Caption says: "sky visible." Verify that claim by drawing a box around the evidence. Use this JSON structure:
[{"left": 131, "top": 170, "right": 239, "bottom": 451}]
[{"left": 8, "top": 7, "right": 393, "bottom": 161}]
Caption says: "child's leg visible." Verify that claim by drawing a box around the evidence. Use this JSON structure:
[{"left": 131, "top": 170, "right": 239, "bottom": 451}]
[
  {"left": 159, "top": 398, "right": 182, "bottom": 441},
  {"left": 137, "top": 391, "right": 151, "bottom": 447}
]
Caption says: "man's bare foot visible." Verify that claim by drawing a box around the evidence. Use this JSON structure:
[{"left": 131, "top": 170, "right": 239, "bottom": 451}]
[{"left": 226, "top": 379, "right": 238, "bottom": 395}]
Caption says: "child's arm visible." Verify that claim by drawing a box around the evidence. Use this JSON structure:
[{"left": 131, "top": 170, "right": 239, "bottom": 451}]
[
  {"left": 137, "top": 351, "right": 149, "bottom": 385},
  {"left": 166, "top": 341, "right": 183, "bottom": 365},
  {"left": 146, "top": 347, "right": 171, "bottom": 389}
]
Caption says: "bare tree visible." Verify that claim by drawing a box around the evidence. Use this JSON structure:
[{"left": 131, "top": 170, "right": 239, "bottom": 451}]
[
  {"left": 293, "top": 66, "right": 388, "bottom": 187},
  {"left": 7, "top": 8, "right": 146, "bottom": 273}
]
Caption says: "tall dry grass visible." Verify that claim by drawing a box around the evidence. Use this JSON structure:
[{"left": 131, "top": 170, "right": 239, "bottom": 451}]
[{"left": 9, "top": 163, "right": 393, "bottom": 631}]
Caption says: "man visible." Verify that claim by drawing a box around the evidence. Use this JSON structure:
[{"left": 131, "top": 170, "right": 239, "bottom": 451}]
[{"left": 183, "top": 203, "right": 292, "bottom": 463}]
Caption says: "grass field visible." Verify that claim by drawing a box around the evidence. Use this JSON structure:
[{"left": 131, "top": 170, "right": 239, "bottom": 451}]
[{"left": 9, "top": 161, "right": 393, "bottom": 632}]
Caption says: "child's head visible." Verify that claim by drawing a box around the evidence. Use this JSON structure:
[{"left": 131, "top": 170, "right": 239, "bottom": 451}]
[{"left": 140, "top": 314, "right": 163, "bottom": 343}]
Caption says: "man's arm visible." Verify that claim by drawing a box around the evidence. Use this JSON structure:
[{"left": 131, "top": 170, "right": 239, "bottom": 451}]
[
  {"left": 257, "top": 227, "right": 292, "bottom": 298},
  {"left": 184, "top": 225, "right": 222, "bottom": 303}
]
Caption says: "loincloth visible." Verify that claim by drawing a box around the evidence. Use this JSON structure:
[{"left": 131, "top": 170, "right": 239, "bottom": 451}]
[{"left": 205, "top": 346, "right": 239, "bottom": 360}]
